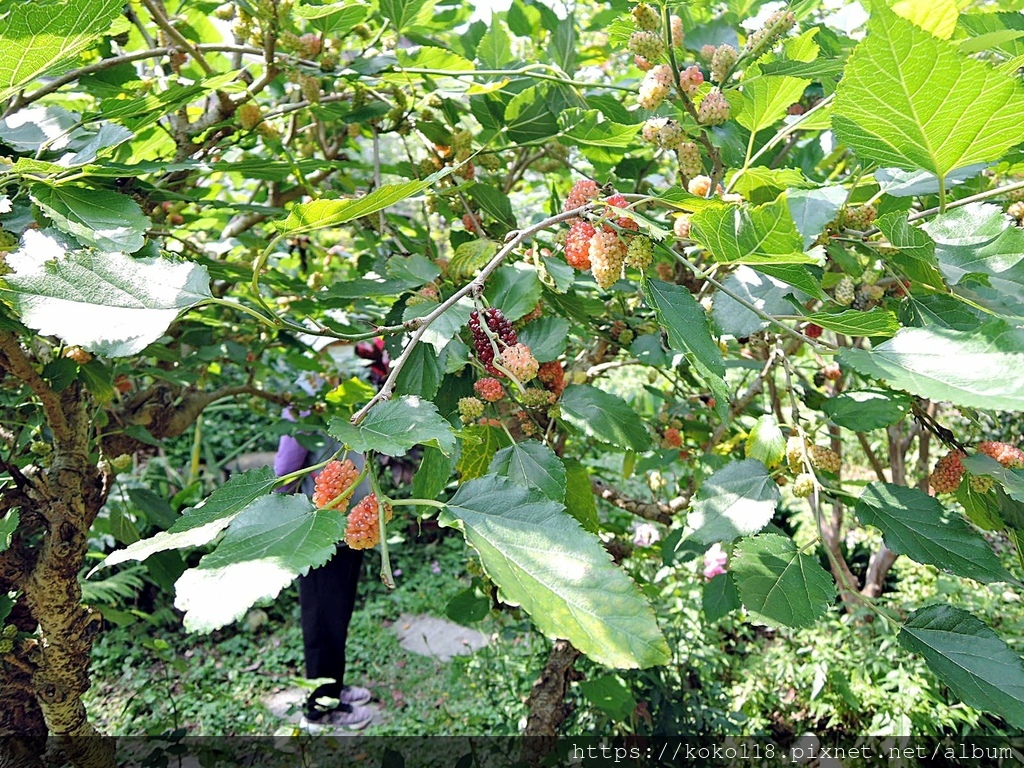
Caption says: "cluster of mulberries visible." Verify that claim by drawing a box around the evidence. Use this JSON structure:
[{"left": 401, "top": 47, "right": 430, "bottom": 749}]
[
  {"left": 537, "top": 361, "right": 566, "bottom": 397},
  {"left": 688, "top": 175, "right": 714, "bottom": 197},
  {"left": 833, "top": 276, "right": 856, "bottom": 306},
  {"left": 710, "top": 45, "right": 738, "bottom": 83},
  {"left": 809, "top": 445, "right": 841, "bottom": 473},
  {"left": 979, "top": 441, "right": 1024, "bottom": 468},
  {"left": 564, "top": 179, "right": 601, "bottom": 212},
  {"left": 841, "top": 204, "right": 877, "bottom": 230},
  {"left": 662, "top": 427, "right": 683, "bottom": 448},
  {"left": 786, "top": 436, "right": 807, "bottom": 471},
  {"left": 345, "top": 493, "right": 394, "bottom": 550},
  {"left": 589, "top": 230, "right": 629, "bottom": 289},
  {"left": 793, "top": 473, "right": 816, "bottom": 498},
  {"left": 498, "top": 343, "right": 540, "bottom": 382},
  {"left": 626, "top": 236, "right": 654, "bottom": 270},
  {"left": 561, "top": 184, "right": 640, "bottom": 288},
  {"left": 671, "top": 15, "right": 684, "bottom": 47},
  {"left": 697, "top": 89, "right": 730, "bottom": 125},
  {"left": 677, "top": 142, "right": 702, "bottom": 179},
  {"left": 678, "top": 65, "right": 704, "bottom": 96},
  {"left": 469, "top": 308, "right": 518, "bottom": 376},
  {"left": 521, "top": 388, "right": 556, "bottom": 408},
  {"left": 673, "top": 214, "right": 692, "bottom": 239},
  {"left": 629, "top": 30, "right": 664, "bottom": 62},
  {"left": 631, "top": 2, "right": 660, "bottom": 31},
  {"left": 744, "top": 9, "right": 796, "bottom": 59},
  {"left": 929, "top": 451, "right": 966, "bottom": 493},
  {"left": 458, "top": 396, "right": 485, "bottom": 422},
  {"left": 641, "top": 117, "right": 686, "bottom": 151},
  {"left": 313, "top": 459, "right": 360, "bottom": 511},
  {"left": 638, "top": 64, "right": 674, "bottom": 110},
  {"left": 565, "top": 219, "right": 597, "bottom": 269},
  {"left": 474, "top": 377, "right": 504, "bottom": 402}
]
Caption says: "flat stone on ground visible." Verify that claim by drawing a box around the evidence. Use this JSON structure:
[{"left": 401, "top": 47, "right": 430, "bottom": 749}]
[
  {"left": 391, "top": 613, "right": 490, "bottom": 661},
  {"left": 263, "top": 688, "right": 381, "bottom": 736}
]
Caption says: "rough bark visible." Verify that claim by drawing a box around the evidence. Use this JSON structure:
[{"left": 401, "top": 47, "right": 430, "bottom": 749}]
[{"left": 520, "top": 640, "right": 582, "bottom": 767}]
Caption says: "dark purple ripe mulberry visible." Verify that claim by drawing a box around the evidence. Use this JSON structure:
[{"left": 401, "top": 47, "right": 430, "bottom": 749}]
[{"left": 469, "top": 308, "right": 518, "bottom": 376}]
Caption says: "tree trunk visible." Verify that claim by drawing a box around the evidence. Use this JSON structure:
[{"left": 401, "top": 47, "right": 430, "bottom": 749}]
[
  {"left": 0, "top": 381, "right": 114, "bottom": 768},
  {"left": 520, "top": 640, "right": 581, "bottom": 767}
]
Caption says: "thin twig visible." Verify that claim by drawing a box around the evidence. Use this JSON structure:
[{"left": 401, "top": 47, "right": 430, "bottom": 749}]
[
  {"left": 856, "top": 432, "right": 889, "bottom": 483},
  {"left": 140, "top": 0, "right": 216, "bottom": 76}
]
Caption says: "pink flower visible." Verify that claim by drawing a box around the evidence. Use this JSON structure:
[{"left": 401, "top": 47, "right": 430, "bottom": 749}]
[
  {"left": 430, "top": 560, "right": 441, "bottom": 575},
  {"left": 703, "top": 543, "right": 728, "bottom": 580},
  {"left": 632, "top": 522, "right": 661, "bottom": 548}
]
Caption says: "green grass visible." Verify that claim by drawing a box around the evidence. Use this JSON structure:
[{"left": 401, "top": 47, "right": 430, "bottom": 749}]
[{"left": 85, "top": 534, "right": 546, "bottom": 736}]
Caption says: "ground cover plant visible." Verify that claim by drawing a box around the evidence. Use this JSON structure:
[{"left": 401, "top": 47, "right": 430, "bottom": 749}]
[{"left": 3, "top": 0, "right": 1024, "bottom": 764}]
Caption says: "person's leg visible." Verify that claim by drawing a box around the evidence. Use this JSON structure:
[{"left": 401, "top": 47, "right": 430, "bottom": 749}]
[{"left": 298, "top": 545, "right": 364, "bottom": 718}]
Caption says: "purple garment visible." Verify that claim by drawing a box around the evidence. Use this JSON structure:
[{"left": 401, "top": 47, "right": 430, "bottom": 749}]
[{"left": 274, "top": 409, "right": 310, "bottom": 492}]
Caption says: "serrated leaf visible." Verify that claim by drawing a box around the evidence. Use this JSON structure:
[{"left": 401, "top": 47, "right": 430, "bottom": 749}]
[
  {"left": 559, "top": 109, "right": 640, "bottom": 148},
  {"left": 1, "top": 231, "right": 211, "bottom": 356},
  {"left": 689, "top": 199, "right": 814, "bottom": 265},
  {"left": 440, "top": 475, "right": 670, "bottom": 668},
  {"left": 412, "top": 445, "right": 455, "bottom": 512},
  {"left": 854, "top": 482, "right": 1010, "bottom": 583},
  {"left": 483, "top": 264, "right": 542, "bottom": 321},
  {"left": 0, "top": 0, "right": 125, "bottom": 103},
  {"left": 787, "top": 187, "right": 847, "bottom": 249},
  {"left": 823, "top": 389, "right": 911, "bottom": 431},
  {"left": 803, "top": 308, "right": 900, "bottom": 337},
  {"left": 30, "top": 184, "right": 150, "bottom": 253},
  {"left": 504, "top": 88, "right": 559, "bottom": 144},
  {"left": 489, "top": 440, "right": 566, "bottom": 502},
  {"left": 732, "top": 533, "right": 836, "bottom": 628},
  {"left": 379, "top": 0, "right": 435, "bottom": 33},
  {"left": 456, "top": 425, "right": 511, "bottom": 481},
  {"left": 393, "top": 341, "right": 442, "bottom": 399},
  {"left": 735, "top": 70, "right": 811, "bottom": 135},
  {"left": 925, "top": 203, "right": 1024, "bottom": 315},
  {"left": 449, "top": 239, "right": 498, "bottom": 280},
  {"left": 445, "top": 585, "right": 490, "bottom": 625},
  {"left": 745, "top": 415, "right": 786, "bottom": 468},
  {"left": 963, "top": 454, "right": 1024, "bottom": 504},
  {"left": 559, "top": 385, "right": 652, "bottom": 452},
  {"left": 95, "top": 468, "right": 280, "bottom": 571},
  {"left": 578, "top": 675, "right": 637, "bottom": 721},
  {"left": 688, "top": 460, "right": 780, "bottom": 544},
  {"left": 839, "top": 321, "right": 1024, "bottom": 412},
  {"left": 703, "top": 573, "right": 741, "bottom": 622},
  {"left": 643, "top": 279, "right": 724, "bottom": 378},
  {"left": 875, "top": 212, "right": 947, "bottom": 289},
  {"left": 711, "top": 265, "right": 800, "bottom": 337},
  {"left": 329, "top": 396, "right": 456, "bottom": 456},
  {"left": 402, "top": 299, "right": 473, "bottom": 354},
  {"left": 476, "top": 21, "right": 511, "bottom": 68},
  {"left": 517, "top": 316, "right": 569, "bottom": 363},
  {"left": 833, "top": 4, "right": 1024, "bottom": 177},
  {"left": 563, "top": 458, "right": 598, "bottom": 533},
  {"left": 174, "top": 494, "right": 345, "bottom": 633},
  {"left": 276, "top": 176, "right": 442, "bottom": 234},
  {"left": 899, "top": 605, "right": 1024, "bottom": 728}
]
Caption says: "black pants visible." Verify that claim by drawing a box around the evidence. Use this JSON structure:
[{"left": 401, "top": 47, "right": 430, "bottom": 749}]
[{"left": 298, "top": 544, "right": 363, "bottom": 716}]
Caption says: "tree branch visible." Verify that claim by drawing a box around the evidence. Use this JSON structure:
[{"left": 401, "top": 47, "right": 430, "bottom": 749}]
[
  {"left": 589, "top": 477, "right": 682, "bottom": 525},
  {"left": 0, "top": 334, "right": 70, "bottom": 443}
]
